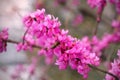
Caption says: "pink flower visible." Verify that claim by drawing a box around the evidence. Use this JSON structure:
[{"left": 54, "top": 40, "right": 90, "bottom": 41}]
[
  {"left": 112, "top": 32, "right": 120, "bottom": 42},
  {"left": 87, "top": 0, "right": 106, "bottom": 22},
  {"left": 87, "top": 0, "right": 106, "bottom": 8},
  {"left": 77, "top": 64, "right": 90, "bottom": 78},
  {"left": 23, "top": 15, "right": 33, "bottom": 27},
  {"left": 19, "top": 9, "right": 100, "bottom": 79},
  {"left": 16, "top": 42, "right": 32, "bottom": 51},
  {"left": 23, "top": 9, "right": 45, "bottom": 27},
  {"left": 109, "top": 0, "right": 120, "bottom": 14},
  {"left": 112, "top": 20, "right": 120, "bottom": 28},
  {"left": 55, "top": 36, "right": 100, "bottom": 78},
  {"left": 0, "top": 28, "right": 8, "bottom": 53},
  {"left": 18, "top": 8, "right": 61, "bottom": 51},
  {"left": 91, "top": 33, "right": 120, "bottom": 56}
]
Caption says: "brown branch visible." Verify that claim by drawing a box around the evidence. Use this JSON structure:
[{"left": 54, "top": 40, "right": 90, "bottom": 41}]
[
  {"left": 51, "top": 42, "right": 60, "bottom": 49},
  {"left": 89, "top": 65, "right": 119, "bottom": 80},
  {"left": 7, "top": 39, "right": 19, "bottom": 44},
  {"left": 23, "top": 27, "right": 30, "bottom": 44},
  {"left": 93, "top": 21, "right": 99, "bottom": 35},
  {"left": 6, "top": 39, "right": 59, "bottom": 49},
  {"left": 6, "top": 39, "right": 41, "bottom": 49}
]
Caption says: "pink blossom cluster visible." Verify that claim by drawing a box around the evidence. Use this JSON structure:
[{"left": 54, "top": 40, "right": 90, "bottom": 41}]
[
  {"left": 0, "top": 0, "right": 120, "bottom": 79},
  {"left": 17, "top": 9, "right": 61, "bottom": 51},
  {"left": 56, "top": 37, "right": 100, "bottom": 78},
  {"left": 91, "top": 34, "right": 114, "bottom": 56},
  {"left": 105, "top": 50, "right": 120, "bottom": 80},
  {"left": 112, "top": 20, "right": 120, "bottom": 28},
  {"left": 17, "top": 9, "right": 100, "bottom": 78},
  {"left": 61, "top": 33, "right": 117, "bottom": 58},
  {"left": 87, "top": 0, "right": 106, "bottom": 22},
  {"left": 0, "top": 28, "right": 8, "bottom": 53},
  {"left": 111, "top": 20, "right": 120, "bottom": 42},
  {"left": 109, "top": 0, "right": 120, "bottom": 14},
  {"left": 54, "top": 35, "right": 100, "bottom": 78},
  {"left": 91, "top": 31, "right": 120, "bottom": 56},
  {"left": 86, "top": 20, "right": 120, "bottom": 56},
  {"left": 87, "top": 0, "right": 106, "bottom": 8}
]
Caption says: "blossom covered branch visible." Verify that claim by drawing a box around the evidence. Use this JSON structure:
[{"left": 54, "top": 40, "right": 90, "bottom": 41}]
[
  {"left": 0, "top": 9, "right": 100, "bottom": 78},
  {"left": 0, "top": 0, "right": 120, "bottom": 79}
]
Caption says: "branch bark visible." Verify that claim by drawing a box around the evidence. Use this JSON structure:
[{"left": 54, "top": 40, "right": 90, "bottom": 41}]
[{"left": 89, "top": 65, "right": 119, "bottom": 80}]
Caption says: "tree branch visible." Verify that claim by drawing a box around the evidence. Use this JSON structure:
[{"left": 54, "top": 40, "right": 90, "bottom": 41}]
[{"left": 89, "top": 65, "right": 119, "bottom": 80}]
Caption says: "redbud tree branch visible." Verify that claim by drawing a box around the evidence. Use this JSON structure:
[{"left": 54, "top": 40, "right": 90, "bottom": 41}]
[
  {"left": 5, "top": 39, "right": 119, "bottom": 80},
  {"left": 6, "top": 39, "right": 60, "bottom": 49},
  {"left": 6, "top": 39, "right": 41, "bottom": 49},
  {"left": 89, "top": 65, "right": 119, "bottom": 80}
]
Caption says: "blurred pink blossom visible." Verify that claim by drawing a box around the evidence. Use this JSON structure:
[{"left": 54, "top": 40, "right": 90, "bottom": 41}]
[
  {"left": 0, "top": 28, "right": 8, "bottom": 53},
  {"left": 72, "top": 0, "right": 80, "bottom": 6},
  {"left": 87, "top": 0, "right": 106, "bottom": 22},
  {"left": 72, "top": 14, "right": 83, "bottom": 26},
  {"left": 109, "top": 0, "right": 120, "bottom": 14}
]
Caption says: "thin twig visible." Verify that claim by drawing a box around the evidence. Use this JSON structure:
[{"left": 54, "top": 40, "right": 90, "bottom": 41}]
[
  {"left": 7, "top": 39, "right": 19, "bottom": 44},
  {"left": 93, "top": 21, "right": 100, "bottom": 35},
  {"left": 6, "top": 39, "right": 59, "bottom": 49},
  {"left": 6, "top": 39, "right": 41, "bottom": 49},
  {"left": 89, "top": 65, "right": 119, "bottom": 80},
  {"left": 23, "top": 27, "right": 30, "bottom": 44}
]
